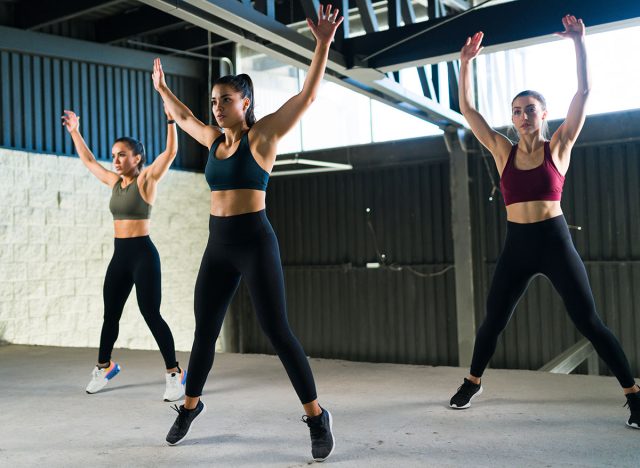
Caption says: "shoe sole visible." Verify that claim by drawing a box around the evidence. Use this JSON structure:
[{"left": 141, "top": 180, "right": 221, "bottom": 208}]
[
  {"left": 167, "top": 402, "right": 206, "bottom": 446},
  {"left": 313, "top": 409, "right": 335, "bottom": 462},
  {"left": 163, "top": 393, "right": 186, "bottom": 402},
  {"left": 449, "top": 386, "right": 483, "bottom": 410},
  {"left": 626, "top": 421, "right": 639, "bottom": 429}
]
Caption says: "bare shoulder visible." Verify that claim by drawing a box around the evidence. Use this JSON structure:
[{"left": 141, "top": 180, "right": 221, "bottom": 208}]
[
  {"left": 103, "top": 171, "right": 121, "bottom": 187},
  {"left": 489, "top": 134, "right": 515, "bottom": 173},
  {"left": 549, "top": 132, "right": 572, "bottom": 174},
  {"left": 204, "top": 125, "right": 224, "bottom": 149},
  {"left": 247, "top": 124, "right": 278, "bottom": 166}
]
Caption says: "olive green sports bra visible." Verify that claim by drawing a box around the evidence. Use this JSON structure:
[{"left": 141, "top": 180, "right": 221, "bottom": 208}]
[{"left": 109, "top": 176, "right": 152, "bottom": 220}]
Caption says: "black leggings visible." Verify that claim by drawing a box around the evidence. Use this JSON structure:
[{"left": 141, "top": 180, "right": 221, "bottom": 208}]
[
  {"left": 186, "top": 210, "right": 317, "bottom": 403},
  {"left": 99, "top": 236, "right": 177, "bottom": 369},
  {"left": 470, "top": 215, "right": 635, "bottom": 388}
]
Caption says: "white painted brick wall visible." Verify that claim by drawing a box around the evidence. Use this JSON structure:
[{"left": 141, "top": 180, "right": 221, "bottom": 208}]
[{"left": 0, "top": 148, "right": 220, "bottom": 358}]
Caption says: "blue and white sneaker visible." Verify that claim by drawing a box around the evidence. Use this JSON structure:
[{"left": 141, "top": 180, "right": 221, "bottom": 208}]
[{"left": 86, "top": 361, "right": 121, "bottom": 394}]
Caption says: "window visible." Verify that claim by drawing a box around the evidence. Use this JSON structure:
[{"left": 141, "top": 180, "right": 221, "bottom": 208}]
[
  {"left": 475, "top": 25, "right": 640, "bottom": 127},
  {"left": 237, "top": 46, "right": 443, "bottom": 154}
]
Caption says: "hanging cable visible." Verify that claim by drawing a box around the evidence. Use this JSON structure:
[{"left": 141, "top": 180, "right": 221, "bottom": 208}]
[
  {"left": 477, "top": 142, "right": 500, "bottom": 202},
  {"left": 365, "top": 208, "right": 454, "bottom": 278}
]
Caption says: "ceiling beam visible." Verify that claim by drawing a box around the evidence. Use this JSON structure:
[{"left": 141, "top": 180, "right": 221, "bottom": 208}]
[
  {"left": 154, "top": 24, "right": 209, "bottom": 49},
  {"left": 354, "top": 0, "right": 379, "bottom": 33},
  {"left": 95, "top": 6, "right": 187, "bottom": 44},
  {"left": 298, "top": 0, "right": 320, "bottom": 22},
  {"left": 0, "top": 24, "right": 204, "bottom": 78},
  {"left": 139, "top": 0, "right": 466, "bottom": 127},
  {"left": 441, "top": 0, "right": 470, "bottom": 12},
  {"left": 17, "top": 0, "right": 125, "bottom": 30},
  {"left": 347, "top": 0, "right": 640, "bottom": 72}
]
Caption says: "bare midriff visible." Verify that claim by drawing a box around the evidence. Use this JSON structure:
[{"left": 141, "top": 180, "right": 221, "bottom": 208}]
[
  {"left": 113, "top": 219, "right": 151, "bottom": 238},
  {"left": 505, "top": 200, "right": 563, "bottom": 224},
  {"left": 210, "top": 189, "right": 266, "bottom": 217}
]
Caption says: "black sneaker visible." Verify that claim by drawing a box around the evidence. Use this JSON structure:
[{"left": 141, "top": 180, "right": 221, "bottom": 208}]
[
  {"left": 302, "top": 407, "right": 335, "bottom": 462},
  {"left": 166, "top": 400, "right": 206, "bottom": 445},
  {"left": 450, "top": 378, "right": 483, "bottom": 409},
  {"left": 625, "top": 392, "right": 640, "bottom": 429}
]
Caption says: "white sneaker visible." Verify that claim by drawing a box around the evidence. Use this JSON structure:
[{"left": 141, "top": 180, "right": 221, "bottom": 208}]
[
  {"left": 86, "top": 362, "right": 121, "bottom": 394},
  {"left": 163, "top": 369, "right": 187, "bottom": 402}
]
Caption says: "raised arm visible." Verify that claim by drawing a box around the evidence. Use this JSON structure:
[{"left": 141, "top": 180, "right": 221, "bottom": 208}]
[
  {"left": 458, "top": 32, "right": 512, "bottom": 170},
  {"left": 252, "top": 4, "right": 344, "bottom": 144},
  {"left": 552, "top": 15, "right": 590, "bottom": 157},
  {"left": 62, "top": 110, "right": 120, "bottom": 187},
  {"left": 144, "top": 104, "right": 178, "bottom": 182},
  {"left": 152, "top": 58, "right": 221, "bottom": 149}
]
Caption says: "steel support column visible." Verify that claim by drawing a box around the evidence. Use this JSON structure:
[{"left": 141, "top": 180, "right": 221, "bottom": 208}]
[{"left": 445, "top": 127, "right": 475, "bottom": 367}]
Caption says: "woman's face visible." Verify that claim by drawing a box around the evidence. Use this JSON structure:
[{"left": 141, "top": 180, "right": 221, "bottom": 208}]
[
  {"left": 211, "top": 84, "right": 249, "bottom": 128},
  {"left": 511, "top": 96, "right": 547, "bottom": 136},
  {"left": 111, "top": 142, "right": 140, "bottom": 176}
]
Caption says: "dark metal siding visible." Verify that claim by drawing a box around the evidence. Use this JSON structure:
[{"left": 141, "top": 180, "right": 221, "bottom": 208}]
[
  {"left": 0, "top": 46, "right": 205, "bottom": 169},
  {"left": 231, "top": 133, "right": 640, "bottom": 378},
  {"left": 231, "top": 162, "right": 459, "bottom": 366},
  {"left": 470, "top": 140, "right": 640, "bottom": 377}
]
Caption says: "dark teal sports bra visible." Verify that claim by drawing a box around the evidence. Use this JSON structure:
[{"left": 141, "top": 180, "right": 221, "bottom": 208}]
[{"left": 205, "top": 132, "right": 269, "bottom": 191}]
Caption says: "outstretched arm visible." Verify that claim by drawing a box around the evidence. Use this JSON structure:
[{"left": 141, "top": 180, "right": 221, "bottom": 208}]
[
  {"left": 458, "top": 32, "right": 512, "bottom": 171},
  {"left": 552, "top": 15, "right": 590, "bottom": 156},
  {"left": 145, "top": 104, "right": 178, "bottom": 182},
  {"left": 61, "top": 110, "right": 120, "bottom": 187},
  {"left": 152, "top": 58, "right": 221, "bottom": 149},
  {"left": 252, "top": 4, "right": 344, "bottom": 144}
]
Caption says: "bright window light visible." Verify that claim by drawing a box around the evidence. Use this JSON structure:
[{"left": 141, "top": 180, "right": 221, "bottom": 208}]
[
  {"left": 371, "top": 100, "right": 443, "bottom": 143},
  {"left": 476, "top": 25, "right": 640, "bottom": 127}
]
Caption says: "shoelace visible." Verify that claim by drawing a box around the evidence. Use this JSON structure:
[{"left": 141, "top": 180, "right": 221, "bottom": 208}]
[
  {"left": 302, "top": 415, "right": 326, "bottom": 437},
  {"left": 624, "top": 400, "right": 640, "bottom": 411},
  {"left": 622, "top": 387, "right": 640, "bottom": 411},
  {"left": 171, "top": 404, "right": 190, "bottom": 429}
]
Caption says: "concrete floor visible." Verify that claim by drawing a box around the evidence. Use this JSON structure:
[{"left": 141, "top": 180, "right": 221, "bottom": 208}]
[{"left": 0, "top": 345, "right": 637, "bottom": 468}]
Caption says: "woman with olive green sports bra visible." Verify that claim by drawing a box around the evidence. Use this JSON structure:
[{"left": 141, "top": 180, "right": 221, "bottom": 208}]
[{"left": 62, "top": 106, "right": 186, "bottom": 402}]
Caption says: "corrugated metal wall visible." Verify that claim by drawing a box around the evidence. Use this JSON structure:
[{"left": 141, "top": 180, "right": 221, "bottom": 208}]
[
  {"left": 0, "top": 40, "right": 205, "bottom": 169},
  {"left": 230, "top": 133, "right": 640, "bottom": 378},
  {"left": 231, "top": 162, "right": 460, "bottom": 366},
  {"left": 469, "top": 140, "right": 640, "bottom": 377}
]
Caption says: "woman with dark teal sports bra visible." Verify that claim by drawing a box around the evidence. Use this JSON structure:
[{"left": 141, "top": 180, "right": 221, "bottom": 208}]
[
  {"left": 153, "top": 4, "right": 342, "bottom": 460},
  {"left": 62, "top": 105, "right": 187, "bottom": 402}
]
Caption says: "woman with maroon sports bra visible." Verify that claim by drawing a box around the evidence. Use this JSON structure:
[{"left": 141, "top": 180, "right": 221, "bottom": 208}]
[{"left": 448, "top": 15, "right": 640, "bottom": 428}]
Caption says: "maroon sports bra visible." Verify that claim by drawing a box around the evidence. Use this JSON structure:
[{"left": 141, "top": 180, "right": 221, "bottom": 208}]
[{"left": 500, "top": 141, "right": 565, "bottom": 206}]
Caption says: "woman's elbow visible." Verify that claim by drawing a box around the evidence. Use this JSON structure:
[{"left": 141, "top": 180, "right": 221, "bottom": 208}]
[{"left": 299, "top": 91, "right": 316, "bottom": 108}]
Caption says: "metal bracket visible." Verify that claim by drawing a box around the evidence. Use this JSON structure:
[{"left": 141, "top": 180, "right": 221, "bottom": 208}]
[
  {"left": 443, "top": 126, "right": 468, "bottom": 154},
  {"left": 539, "top": 338, "right": 598, "bottom": 375},
  {"left": 271, "top": 156, "right": 353, "bottom": 177}
]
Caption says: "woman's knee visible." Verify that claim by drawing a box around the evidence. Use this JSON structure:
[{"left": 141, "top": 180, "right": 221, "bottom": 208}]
[
  {"left": 477, "top": 313, "right": 510, "bottom": 338},
  {"left": 264, "top": 326, "right": 298, "bottom": 351}
]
